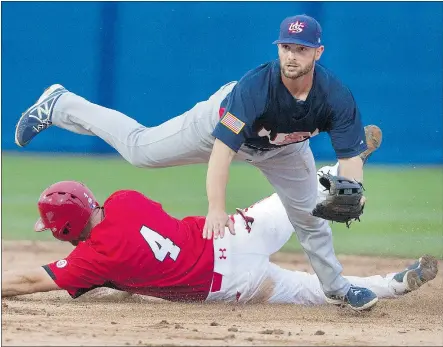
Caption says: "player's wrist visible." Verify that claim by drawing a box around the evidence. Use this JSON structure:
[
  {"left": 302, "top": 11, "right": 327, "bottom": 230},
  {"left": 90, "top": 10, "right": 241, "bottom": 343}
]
[
  {"left": 207, "top": 204, "right": 226, "bottom": 213},
  {"left": 207, "top": 195, "right": 226, "bottom": 211}
]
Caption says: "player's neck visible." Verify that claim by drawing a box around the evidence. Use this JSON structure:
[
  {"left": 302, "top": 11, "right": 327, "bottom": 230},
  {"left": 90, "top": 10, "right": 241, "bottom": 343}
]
[
  {"left": 90, "top": 207, "right": 104, "bottom": 228},
  {"left": 282, "top": 69, "right": 314, "bottom": 101}
]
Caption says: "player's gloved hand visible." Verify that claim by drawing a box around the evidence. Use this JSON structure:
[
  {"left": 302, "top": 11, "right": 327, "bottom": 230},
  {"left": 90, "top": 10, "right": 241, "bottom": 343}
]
[
  {"left": 312, "top": 173, "right": 365, "bottom": 227},
  {"left": 203, "top": 209, "right": 235, "bottom": 240}
]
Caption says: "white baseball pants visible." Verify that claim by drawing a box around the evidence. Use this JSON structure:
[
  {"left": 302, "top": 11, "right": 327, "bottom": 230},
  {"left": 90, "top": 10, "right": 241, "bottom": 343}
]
[{"left": 205, "top": 192, "right": 406, "bottom": 304}]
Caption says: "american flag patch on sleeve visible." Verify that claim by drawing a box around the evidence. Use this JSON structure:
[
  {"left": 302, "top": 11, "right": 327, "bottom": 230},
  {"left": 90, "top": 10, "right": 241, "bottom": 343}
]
[{"left": 220, "top": 112, "right": 245, "bottom": 134}]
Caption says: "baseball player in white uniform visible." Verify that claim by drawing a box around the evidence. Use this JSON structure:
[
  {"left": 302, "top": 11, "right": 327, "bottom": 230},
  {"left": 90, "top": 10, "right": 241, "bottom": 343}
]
[{"left": 203, "top": 186, "right": 438, "bottom": 305}]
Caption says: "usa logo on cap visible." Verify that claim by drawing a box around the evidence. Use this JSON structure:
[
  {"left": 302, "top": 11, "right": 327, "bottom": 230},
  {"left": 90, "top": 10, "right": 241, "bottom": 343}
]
[{"left": 288, "top": 21, "right": 305, "bottom": 34}]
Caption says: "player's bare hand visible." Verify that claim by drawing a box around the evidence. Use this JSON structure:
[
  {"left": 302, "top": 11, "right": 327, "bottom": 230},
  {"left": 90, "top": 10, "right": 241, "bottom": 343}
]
[{"left": 203, "top": 210, "right": 235, "bottom": 240}]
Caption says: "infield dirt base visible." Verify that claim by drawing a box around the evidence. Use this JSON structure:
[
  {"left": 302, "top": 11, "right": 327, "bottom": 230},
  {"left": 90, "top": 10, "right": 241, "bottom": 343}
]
[{"left": 2, "top": 241, "right": 442, "bottom": 346}]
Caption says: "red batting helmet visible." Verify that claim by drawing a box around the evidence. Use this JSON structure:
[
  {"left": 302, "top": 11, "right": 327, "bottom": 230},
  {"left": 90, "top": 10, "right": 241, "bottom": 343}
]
[{"left": 34, "top": 181, "right": 99, "bottom": 242}]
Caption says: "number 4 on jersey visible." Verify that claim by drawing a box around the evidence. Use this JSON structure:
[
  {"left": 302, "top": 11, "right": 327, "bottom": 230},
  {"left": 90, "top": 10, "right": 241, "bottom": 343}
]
[{"left": 140, "top": 226, "right": 181, "bottom": 262}]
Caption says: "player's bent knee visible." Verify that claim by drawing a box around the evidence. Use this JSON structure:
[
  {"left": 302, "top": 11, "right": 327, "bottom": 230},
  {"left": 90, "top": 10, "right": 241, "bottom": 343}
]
[
  {"left": 123, "top": 152, "right": 164, "bottom": 168},
  {"left": 124, "top": 156, "right": 150, "bottom": 168}
]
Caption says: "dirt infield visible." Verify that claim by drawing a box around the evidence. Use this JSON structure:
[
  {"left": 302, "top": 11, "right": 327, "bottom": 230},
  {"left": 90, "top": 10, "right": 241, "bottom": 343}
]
[{"left": 2, "top": 241, "right": 442, "bottom": 346}]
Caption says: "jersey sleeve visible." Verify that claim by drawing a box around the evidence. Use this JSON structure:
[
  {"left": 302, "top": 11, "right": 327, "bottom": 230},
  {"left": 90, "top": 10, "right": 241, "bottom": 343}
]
[
  {"left": 327, "top": 90, "right": 367, "bottom": 159},
  {"left": 212, "top": 77, "right": 268, "bottom": 152},
  {"left": 42, "top": 242, "right": 114, "bottom": 298}
]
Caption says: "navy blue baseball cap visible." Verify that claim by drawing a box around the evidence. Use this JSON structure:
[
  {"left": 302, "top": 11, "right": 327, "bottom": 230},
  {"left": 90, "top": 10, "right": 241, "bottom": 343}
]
[{"left": 273, "top": 14, "right": 322, "bottom": 48}]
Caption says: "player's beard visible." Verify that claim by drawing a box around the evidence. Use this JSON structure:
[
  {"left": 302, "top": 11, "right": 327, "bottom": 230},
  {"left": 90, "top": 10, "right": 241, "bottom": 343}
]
[{"left": 281, "top": 58, "right": 315, "bottom": 80}]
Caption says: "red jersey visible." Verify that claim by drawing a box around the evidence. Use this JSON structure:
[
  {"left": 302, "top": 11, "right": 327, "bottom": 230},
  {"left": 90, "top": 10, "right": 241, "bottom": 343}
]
[{"left": 43, "top": 190, "right": 215, "bottom": 301}]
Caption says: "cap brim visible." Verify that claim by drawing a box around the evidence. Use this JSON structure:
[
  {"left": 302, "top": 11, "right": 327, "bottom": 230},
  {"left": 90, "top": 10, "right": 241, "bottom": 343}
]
[
  {"left": 34, "top": 218, "right": 47, "bottom": 232},
  {"left": 272, "top": 39, "right": 320, "bottom": 48}
]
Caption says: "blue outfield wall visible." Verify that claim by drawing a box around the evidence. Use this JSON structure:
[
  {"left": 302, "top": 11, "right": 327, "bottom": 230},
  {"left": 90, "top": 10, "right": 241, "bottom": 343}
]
[{"left": 2, "top": 2, "right": 442, "bottom": 164}]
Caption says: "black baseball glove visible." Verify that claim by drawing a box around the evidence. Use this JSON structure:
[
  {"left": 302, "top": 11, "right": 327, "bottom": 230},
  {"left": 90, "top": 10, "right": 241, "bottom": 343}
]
[{"left": 312, "top": 173, "right": 365, "bottom": 227}]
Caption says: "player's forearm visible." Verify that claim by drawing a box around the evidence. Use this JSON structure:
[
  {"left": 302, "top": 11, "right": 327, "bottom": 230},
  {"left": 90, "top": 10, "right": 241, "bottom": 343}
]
[
  {"left": 206, "top": 139, "right": 236, "bottom": 210},
  {"left": 338, "top": 156, "right": 364, "bottom": 182},
  {"left": 2, "top": 271, "right": 37, "bottom": 297},
  {"left": 2, "top": 268, "right": 59, "bottom": 297}
]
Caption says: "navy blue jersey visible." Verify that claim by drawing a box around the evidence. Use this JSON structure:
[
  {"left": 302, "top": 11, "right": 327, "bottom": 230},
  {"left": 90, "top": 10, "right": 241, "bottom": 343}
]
[{"left": 212, "top": 60, "right": 367, "bottom": 159}]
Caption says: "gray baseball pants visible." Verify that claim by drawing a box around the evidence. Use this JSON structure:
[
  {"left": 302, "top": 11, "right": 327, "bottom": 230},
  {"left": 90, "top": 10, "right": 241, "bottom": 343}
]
[{"left": 51, "top": 81, "right": 351, "bottom": 297}]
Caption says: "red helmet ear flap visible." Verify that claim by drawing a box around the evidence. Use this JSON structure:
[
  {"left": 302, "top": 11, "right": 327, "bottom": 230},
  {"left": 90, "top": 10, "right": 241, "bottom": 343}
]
[{"left": 34, "top": 218, "right": 47, "bottom": 232}]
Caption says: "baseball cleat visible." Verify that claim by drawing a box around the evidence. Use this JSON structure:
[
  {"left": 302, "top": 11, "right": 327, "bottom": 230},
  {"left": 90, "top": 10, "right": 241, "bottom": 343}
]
[
  {"left": 393, "top": 255, "right": 438, "bottom": 292},
  {"left": 15, "top": 84, "right": 67, "bottom": 147},
  {"left": 360, "top": 125, "right": 383, "bottom": 164},
  {"left": 325, "top": 285, "right": 378, "bottom": 311}
]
